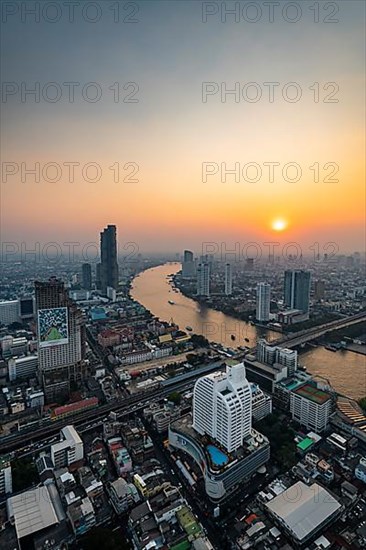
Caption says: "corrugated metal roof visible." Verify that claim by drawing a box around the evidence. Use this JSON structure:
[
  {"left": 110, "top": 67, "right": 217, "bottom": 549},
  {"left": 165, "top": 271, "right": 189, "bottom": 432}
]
[
  {"left": 7, "top": 485, "right": 61, "bottom": 539},
  {"left": 266, "top": 481, "right": 341, "bottom": 542}
]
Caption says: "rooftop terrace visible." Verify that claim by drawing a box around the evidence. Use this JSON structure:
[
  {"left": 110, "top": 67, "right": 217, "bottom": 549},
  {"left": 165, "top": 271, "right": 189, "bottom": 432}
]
[{"left": 293, "top": 383, "right": 331, "bottom": 405}]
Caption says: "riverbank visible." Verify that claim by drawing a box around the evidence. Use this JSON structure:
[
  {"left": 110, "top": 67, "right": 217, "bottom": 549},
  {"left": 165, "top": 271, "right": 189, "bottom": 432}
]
[
  {"left": 130, "top": 264, "right": 366, "bottom": 400},
  {"left": 342, "top": 343, "right": 366, "bottom": 356}
]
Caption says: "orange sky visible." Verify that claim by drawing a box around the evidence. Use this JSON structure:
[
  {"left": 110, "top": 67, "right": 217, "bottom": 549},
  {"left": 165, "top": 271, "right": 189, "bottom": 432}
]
[{"left": 1, "top": 2, "right": 365, "bottom": 254}]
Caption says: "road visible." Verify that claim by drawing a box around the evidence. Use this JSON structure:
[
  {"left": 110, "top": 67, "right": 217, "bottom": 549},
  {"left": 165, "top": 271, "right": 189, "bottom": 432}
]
[
  {"left": 267, "top": 312, "right": 366, "bottom": 349},
  {"left": 142, "top": 419, "right": 227, "bottom": 550},
  {"left": 0, "top": 362, "right": 224, "bottom": 454}
]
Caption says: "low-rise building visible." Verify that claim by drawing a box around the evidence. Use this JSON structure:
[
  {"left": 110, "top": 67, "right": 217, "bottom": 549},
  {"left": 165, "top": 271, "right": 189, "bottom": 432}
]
[
  {"left": 67, "top": 497, "right": 96, "bottom": 536},
  {"left": 108, "top": 478, "right": 137, "bottom": 514},
  {"left": 8, "top": 354, "right": 38, "bottom": 381},
  {"left": 355, "top": 457, "right": 366, "bottom": 483},
  {"left": 0, "top": 455, "right": 12, "bottom": 496},
  {"left": 107, "top": 437, "right": 132, "bottom": 476},
  {"left": 26, "top": 388, "right": 45, "bottom": 408},
  {"left": 341, "top": 480, "right": 358, "bottom": 502},
  {"left": 51, "top": 425, "right": 84, "bottom": 469},
  {"left": 265, "top": 481, "right": 342, "bottom": 546},
  {"left": 7, "top": 484, "right": 65, "bottom": 543}
]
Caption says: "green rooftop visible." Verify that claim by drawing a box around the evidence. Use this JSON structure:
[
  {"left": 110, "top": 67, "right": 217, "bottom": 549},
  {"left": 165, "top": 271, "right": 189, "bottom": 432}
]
[
  {"left": 293, "top": 383, "right": 331, "bottom": 405},
  {"left": 176, "top": 506, "right": 202, "bottom": 537},
  {"left": 170, "top": 540, "right": 190, "bottom": 550},
  {"left": 297, "top": 437, "right": 314, "bottom": 451}
]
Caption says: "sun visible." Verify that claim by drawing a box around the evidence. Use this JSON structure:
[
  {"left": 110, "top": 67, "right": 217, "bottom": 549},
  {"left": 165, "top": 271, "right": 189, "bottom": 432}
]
[{"left": 272, "top": 218, "right": 288, "bottom": 232}]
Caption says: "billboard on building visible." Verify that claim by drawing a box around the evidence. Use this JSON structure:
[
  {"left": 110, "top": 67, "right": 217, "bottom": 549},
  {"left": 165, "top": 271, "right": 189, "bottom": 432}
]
[{"left": 38, "top": 307, "right": 69, "bottom": 347}]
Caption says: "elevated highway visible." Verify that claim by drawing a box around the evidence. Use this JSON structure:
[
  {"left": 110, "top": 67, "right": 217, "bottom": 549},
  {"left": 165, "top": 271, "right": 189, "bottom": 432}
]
[{"left": 271, "top": 311, "right": 366, "bottom": 349}]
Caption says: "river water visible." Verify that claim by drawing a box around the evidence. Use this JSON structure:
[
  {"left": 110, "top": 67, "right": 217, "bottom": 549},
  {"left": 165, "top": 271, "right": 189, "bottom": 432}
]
[{"left": 130, "top": 263, "right": 366, "bottom": 400}]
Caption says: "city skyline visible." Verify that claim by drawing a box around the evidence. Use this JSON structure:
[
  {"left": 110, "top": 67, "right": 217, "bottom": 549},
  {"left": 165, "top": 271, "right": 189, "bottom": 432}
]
[{"left": 1, "top": 3, "right": 366, "bottom": 548}]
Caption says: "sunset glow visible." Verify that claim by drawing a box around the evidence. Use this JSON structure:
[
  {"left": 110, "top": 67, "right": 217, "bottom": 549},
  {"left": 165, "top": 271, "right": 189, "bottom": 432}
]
[
  {"left": 272, "top": 219, "right": 288, "bottom": 232},
  {"left": 1, "top": 2, "right": 365, "bottom": 254}
]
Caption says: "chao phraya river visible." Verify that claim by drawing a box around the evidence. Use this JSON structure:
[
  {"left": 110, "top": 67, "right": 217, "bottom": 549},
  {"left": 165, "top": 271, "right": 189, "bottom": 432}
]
[{"left": 130, "top": 263, "right": 366, "bottom": 400}]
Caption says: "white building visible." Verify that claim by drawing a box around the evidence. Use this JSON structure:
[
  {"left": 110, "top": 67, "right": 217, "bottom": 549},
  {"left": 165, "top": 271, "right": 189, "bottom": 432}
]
[
  {"left": 250, "top": 384, "right": 272, "bottom": 421},
  {"left": 51, "top": 425, "right": 84, "bottom": 469},
  {"left": 224, "top": 263, "right": 232, "bottom": 296},
  {"left": 7, "top": 485, "right": 65, "bottom": 541},
  {"left": 107, "top": 286, "right": 117, "bottom": 302},
  {"left": 290, "top": 384, "right": 332, "bottom": 433},
  {"left": 0, "top": 456, "right": 12, "bottom": 496},
  {"left": 256, "top": 339, "right": 298, "bottom": 375},
  {"left": 25, "top": 388, "right": 45, "bottom": 408},
  {"left": 196, "top": 263, "right": 210, "bottom": 297},
  {"left": 193, "top": 362, "right": 252, "bottom": 452},
  {"left": 0, "top": 300, "right": 20, "bottom": 326},
  {"left": 256, "top": 283, "right": 271, "bottom": 322},
  {"left": 266, "top": 481, "right": 341, "bottom": 546},
  {"left": 276, "top": 348, "right": 298, "bottom": 377},
  {"left": 355, "top": 457, "right": 366, "bottom": 483},
  {"left": 8, "top": 354, "right": 38, "bottom": 381}
]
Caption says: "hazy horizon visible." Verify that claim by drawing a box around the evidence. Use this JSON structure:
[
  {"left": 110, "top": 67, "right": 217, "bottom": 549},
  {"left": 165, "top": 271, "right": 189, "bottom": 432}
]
[{"left": 1, "top": 1, "right": 365, "bottom": 253}]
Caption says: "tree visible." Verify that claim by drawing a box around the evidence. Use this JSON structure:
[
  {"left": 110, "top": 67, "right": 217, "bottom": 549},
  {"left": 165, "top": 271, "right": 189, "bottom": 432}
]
[
  {"left": 358, "top": 397, "right": 366, "bottom": 414},
  {"left": 11, "top": 458, "right": 39, "bottom": 492},
  {"left": 83, "top": 527, "right": 131, "bottom": 550},
  {"left": 168, "top": 391, "right": 181, "bottom": 404},
  {"left": 190, "top": 334, "right": 209, "bottom": 347}
]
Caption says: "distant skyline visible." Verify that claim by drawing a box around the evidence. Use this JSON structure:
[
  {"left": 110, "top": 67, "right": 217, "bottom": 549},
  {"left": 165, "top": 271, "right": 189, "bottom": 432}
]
[{"left": 1, "top": 1, "right": 365, "bottom": 253}]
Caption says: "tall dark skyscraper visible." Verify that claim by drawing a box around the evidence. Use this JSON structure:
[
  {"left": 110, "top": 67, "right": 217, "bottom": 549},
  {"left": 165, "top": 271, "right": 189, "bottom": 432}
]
[
  {"left": 81, "top": 263, "right": 92, "bottom": 290},
  {"left": 284, "top": 270, "right": 311, "bottom": 314},
  {"left": 182, "top": 250, "right": 195, "bottom": 278},
  {"left": 100, "top": 225, "right": 119, "bottom": 294},
  {"left": 96, "top": 263, "right": 102, "bottom": 290},
  {"left": 314, "top": 279, "right": 325, "bottom": 300},
  {"left": 35, "top": 277, "right": 86, "bottom": 402}
]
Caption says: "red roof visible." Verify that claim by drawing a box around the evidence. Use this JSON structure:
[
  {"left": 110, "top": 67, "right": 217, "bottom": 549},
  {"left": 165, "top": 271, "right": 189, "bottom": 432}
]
[{"left": 53, "top": 396, "right": 98, "bottom": 416}]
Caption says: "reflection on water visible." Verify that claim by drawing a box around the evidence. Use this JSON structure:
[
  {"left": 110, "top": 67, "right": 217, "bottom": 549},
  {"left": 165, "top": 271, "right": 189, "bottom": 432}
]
[
  {"left": 131, "top": 263, "right": 366, "bottom": 399},
  {"left": 299, "top": 347, "right": 366, "bottom": 400},
  {"left": 130, "top": 263, "right": 277, "bottom": 348}
]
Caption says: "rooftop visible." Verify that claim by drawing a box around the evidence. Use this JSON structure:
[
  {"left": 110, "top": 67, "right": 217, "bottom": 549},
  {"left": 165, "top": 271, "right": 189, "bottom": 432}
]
[
  {"left": 176, "top": 506, "right": 201, "bottom": 537},
  {"left": 297, "top": 438, "right": 315, "bottom": 451},
  {"left": 266, "top": 481, "right": 341, "bottom": 542},
  {"left": 293, "top": 383, "right": 331, "bottom": 405},
  {"left": 7, "top": 486, "right": 62, "bottom": 540},
  {"left": 170, "top": 414, "right": 268, "bottom": 472}
]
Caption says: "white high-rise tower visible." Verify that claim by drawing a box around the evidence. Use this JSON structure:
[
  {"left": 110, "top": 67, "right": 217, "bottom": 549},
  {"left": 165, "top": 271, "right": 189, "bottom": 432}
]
[
  {"left": 197, "top": 263, "right": 210, "bottom": 296},
  {"left": 256, "top": 282, "right": 271, "bottom": 322},
  {"left": 193, "top": 362, "right": 252, "bottom": 453}
]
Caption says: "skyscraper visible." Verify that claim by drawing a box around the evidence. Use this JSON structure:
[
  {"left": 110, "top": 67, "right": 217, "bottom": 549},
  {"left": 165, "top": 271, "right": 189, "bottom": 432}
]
[
  {"left": 314, "top": 279, "right": 325, "bottom": 300},
  {"left": 193, "top": 362, "right": 252, "bottom": 453},
  {"left": 196, "top": 262, "right": 210, "bottom": 296},
  {"left": 256, "top": 282, "right": 271, "bottom": 321},
  {"left": 96, "top": 263, "right": 102, "bottom": 290},
  {"left": 35, "top": 277, "right": 86, "bottom": 402},
  {"left": 100, "top": 225, "right": 119, "bottom": 295},
  {"left": 81, "top": 263, "right": 92, "bottom": 290},
  {"left": 224, "top": 263, "right": 232, "bottom": 295},
  {"left": 182, "top": 250, "right": 195, "bottom": 278},
  {"left": 284, "top": 270, "right": 311, "bottom": 313}
]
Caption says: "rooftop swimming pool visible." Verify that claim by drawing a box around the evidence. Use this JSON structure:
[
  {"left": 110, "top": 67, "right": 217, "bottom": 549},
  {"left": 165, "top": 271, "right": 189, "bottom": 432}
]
[{"left": 206, "top": 444, "right": 229, "bottom": 467}]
